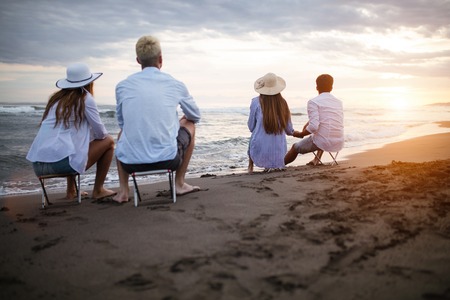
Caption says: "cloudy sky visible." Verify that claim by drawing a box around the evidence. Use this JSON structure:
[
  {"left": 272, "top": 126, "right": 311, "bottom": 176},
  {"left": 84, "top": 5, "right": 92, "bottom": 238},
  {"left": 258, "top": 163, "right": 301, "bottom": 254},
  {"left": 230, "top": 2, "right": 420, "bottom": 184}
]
[{"left": 1, "top": 0, "right": 449, "bottom": 109}]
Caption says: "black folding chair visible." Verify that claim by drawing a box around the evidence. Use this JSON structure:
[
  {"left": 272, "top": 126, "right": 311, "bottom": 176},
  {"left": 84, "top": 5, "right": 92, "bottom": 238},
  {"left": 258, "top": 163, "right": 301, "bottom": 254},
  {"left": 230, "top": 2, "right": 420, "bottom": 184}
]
[
  {"left": 131, "top": 169, "right": 176, "bottom": 207},
  {"left": 38, "top": 173, "right": 81, "bottom": 208}
]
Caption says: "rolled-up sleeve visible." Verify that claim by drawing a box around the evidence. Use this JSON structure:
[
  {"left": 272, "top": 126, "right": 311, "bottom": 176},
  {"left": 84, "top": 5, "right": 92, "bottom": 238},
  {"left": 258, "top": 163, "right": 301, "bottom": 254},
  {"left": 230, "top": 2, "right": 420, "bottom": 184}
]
[
  {"left": 115, "top": 84, "right": 125, "bottom": 129},
  {"left": 180, "top": 95, "right": 201, "bottom": 123},
  {"left": 247, "top": 98, "right": 258, "bottom": 132},
  {"left": 285, "top": 119, "right": 294, "bottom": 135},
  {"left": 177, "top": 82, "right": 201, "bottom": 123},
  {"left": 84, "top": 93, "right": 107, "bottom": 140},
  {"left": 306, "top": 100, "right": 320, "bottom": 134}
]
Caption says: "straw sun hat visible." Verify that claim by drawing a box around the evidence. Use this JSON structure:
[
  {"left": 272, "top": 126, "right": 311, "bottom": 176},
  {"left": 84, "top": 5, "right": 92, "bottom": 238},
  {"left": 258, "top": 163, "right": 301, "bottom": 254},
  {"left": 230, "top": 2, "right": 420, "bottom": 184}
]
[
  {"left": 56, "top": 62, "right": 102, "bottom": 89},
  {"left": 254, "top": 72, "right": 286, "bottom": 95}
]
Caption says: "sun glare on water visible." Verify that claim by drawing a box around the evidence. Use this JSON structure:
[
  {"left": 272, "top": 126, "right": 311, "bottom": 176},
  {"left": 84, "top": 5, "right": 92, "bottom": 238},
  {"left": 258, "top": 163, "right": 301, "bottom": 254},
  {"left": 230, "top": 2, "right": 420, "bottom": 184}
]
[{"left": 390, "top": 98, "right": 410, "bottom": 111}]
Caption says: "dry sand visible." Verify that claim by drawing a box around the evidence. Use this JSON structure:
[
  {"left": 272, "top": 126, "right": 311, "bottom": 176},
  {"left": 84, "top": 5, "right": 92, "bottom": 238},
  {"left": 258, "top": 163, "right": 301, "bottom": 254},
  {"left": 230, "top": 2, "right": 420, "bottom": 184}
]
[{"left": 1, "top": 132, "right": 449, "bottom": 300}]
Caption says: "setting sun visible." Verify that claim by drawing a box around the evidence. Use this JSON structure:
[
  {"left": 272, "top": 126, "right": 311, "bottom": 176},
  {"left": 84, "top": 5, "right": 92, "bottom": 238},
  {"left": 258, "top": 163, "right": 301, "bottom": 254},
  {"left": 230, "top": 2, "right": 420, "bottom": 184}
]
[{"left": 390, "top": 98, "right": 410, "bottom": 110}]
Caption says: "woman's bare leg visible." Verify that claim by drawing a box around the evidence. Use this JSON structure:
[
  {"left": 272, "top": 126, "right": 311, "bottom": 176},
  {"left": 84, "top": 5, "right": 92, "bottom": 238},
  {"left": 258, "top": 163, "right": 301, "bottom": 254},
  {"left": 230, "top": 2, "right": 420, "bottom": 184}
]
[
  {"left": 86, "top": 134, "right": 116, "bottom": 199},
  {"left": 248, "top": 157, "right": 254, "bottom": 174},
  {"left": 65, "top": 175, "right": 77, "bottom": 199},
  {"left": 284, "top": 145, "right": 299, "bottom": 165}
]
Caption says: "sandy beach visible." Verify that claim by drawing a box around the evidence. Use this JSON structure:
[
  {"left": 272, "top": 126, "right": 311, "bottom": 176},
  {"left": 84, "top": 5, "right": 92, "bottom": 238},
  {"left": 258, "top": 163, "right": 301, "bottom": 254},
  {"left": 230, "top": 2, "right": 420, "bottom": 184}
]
[{"left": 1, "top": 131, "right": 449, "bottom": 300}]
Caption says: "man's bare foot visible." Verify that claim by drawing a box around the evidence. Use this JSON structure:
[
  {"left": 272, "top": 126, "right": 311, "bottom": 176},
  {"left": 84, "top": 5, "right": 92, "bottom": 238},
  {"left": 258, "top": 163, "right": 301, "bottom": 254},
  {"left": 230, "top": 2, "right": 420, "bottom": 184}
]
[
  {"left": 112, "top": 192, "right": 129, "bottom": 203},
  {"left": 92, "top": 188, "right": 117, "bottom": 200},
  {"left": 176, "top": 183, "right": 201, "bottom": 196},
  {"left": 306, "top": 158, "right": 321, "bottom": 166}
]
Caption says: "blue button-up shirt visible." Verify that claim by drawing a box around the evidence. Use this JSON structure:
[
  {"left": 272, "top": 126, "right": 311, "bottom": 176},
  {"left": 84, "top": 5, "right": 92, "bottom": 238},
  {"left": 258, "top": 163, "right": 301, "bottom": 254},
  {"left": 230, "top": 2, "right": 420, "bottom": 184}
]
[{"left": 115, "top": 67, "right": 201, "bottom": 164}]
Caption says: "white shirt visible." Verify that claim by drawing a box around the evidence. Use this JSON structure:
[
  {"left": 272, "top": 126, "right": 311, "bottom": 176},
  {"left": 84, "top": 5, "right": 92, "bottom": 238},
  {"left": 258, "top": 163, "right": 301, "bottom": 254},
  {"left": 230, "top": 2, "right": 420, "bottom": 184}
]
[
  {"left": 306, "top": 92, "right": 344, "bottom": 152},
  {"left": 26, "top": 92, "right": 108, "bottom": 174},
  {"left": 115, "top": 67, "right": 201, "bottom": 164}
]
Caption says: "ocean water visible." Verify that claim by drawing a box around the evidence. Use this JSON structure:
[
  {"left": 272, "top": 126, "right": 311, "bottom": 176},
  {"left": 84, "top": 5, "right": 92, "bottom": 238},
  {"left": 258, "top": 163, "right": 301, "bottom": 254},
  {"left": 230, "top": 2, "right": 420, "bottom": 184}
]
[{"left": 0, "top": 102, "right": 449, "bottom": 196}]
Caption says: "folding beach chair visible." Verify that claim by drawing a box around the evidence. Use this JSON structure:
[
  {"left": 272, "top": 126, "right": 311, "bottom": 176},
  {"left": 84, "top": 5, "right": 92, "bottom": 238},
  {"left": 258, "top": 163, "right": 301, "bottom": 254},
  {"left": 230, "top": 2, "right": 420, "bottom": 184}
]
[
  {"left": 312, "top": 150, "right": 339, "bottom": 166},
  {"left": 38, "top": 173, "right": 81, "bottom": 208},
  {"left": 131, "top": 169, "right": 176, "bottom": 207}
]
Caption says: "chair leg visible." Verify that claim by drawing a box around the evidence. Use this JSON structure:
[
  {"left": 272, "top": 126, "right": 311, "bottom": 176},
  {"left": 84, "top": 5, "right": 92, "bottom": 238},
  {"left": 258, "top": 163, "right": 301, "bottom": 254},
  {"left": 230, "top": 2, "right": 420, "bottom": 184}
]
[
  {"left": 74, "top": 174, "right": 82, "bottom": 204},
  {"left": 169, "top": 171, "right": 176, "bottom": 203},
  {"left": 39, "top": 177, "right": 52, "bottom": 208},
  {"left": 313, "top": 150, "right": 339, "bottom": 166},
  {"left": 41, "top": 190, "right": 45, "bottom": 209},
  {"left": 313, "top": 150, "right": 324, "bottom": 165},
  {"left": 38, "top": 173, "right": 81, "bottom": 208},
  {"left": 131, "top": 170, "right": 176, "bottom": 206},
  {"left": 168, "top": 171, "right": 172, "bottom": 199},
  {"left": 132, "top": 174, "right": 142, "bottom": 207},
  {"left": 329, "top": 152, "right": 339, "bottom": 166}
]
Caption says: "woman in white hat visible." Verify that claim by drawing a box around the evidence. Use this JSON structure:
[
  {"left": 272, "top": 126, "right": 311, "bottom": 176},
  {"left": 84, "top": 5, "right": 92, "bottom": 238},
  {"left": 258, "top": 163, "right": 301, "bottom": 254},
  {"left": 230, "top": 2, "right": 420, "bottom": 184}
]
[
  {"left": 27, "top": 63, "right": 116, "bottom": 200},
  {"left": 247, "top": 73, "right": 299, "bottom": 173}
]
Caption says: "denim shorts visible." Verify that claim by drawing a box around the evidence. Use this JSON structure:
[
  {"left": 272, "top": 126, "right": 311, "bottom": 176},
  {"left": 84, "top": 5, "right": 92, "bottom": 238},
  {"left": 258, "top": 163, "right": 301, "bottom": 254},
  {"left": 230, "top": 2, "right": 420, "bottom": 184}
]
[
  {"left": 32, "top": 157, "right": 76, "bottom": 176},
  {"left": 294, "top": 136, "right": 320, "bottom": 154},
  {"left": 121, "top": 127, "right": 192, "bottom": 174}
]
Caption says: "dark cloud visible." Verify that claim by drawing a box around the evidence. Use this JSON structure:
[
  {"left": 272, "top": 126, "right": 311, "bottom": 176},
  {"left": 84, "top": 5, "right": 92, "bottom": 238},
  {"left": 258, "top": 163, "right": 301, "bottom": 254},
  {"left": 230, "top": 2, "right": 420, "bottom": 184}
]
[{"left": 0, "top": 0, "right": 449, "bottom": 65}]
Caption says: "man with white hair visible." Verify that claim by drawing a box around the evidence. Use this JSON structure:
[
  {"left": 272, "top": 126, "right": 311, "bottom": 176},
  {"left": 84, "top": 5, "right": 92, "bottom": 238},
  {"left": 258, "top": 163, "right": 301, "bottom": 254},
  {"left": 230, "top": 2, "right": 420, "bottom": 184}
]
[{"left": 113, "top": 35, "right": 201, "bottom": 203}]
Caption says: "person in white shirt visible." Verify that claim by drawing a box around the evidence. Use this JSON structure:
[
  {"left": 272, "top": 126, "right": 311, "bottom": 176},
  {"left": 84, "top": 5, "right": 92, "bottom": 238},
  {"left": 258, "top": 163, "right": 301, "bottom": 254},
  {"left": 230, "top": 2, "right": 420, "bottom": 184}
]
[
  {"left": 285, "top": 74, "right": 344, "bottom": 165},
  {"left": 27, "top": 63, "right": 116, "bottom": 200},
  {"left": 113, "top": 35, "right": 201, "bottom": 203}
]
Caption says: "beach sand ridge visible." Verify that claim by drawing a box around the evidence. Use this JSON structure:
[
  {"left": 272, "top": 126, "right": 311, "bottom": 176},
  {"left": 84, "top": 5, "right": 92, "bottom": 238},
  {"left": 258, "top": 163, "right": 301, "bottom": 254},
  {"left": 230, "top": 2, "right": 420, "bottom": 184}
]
[{"left": 1, "top": 133, "right": 450, "bottom": 299}]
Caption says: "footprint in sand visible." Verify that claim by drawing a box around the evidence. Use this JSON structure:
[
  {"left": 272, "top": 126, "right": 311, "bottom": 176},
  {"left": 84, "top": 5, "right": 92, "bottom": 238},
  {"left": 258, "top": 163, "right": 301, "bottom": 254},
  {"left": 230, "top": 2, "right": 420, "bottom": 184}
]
[
  {"left": 65, "top": 216, "right": 88, "bottom": 225},
  {"left": 31, "top": 236, "right": 64, "bottom": 252},
  {"left": 42, "top": 210, "right": 68, "bottom": 217},
  {"left": 264, "top": 273, "right": 308, "bottom": 292},
  {"left": 170, "top": 256, "right": 211, "bottom": 273},
  {"left": 115, "top": 273, "right": 156, "bottom": 291},
  {"left": 279, "top": 219, "right": 305, "bottom": 233}
]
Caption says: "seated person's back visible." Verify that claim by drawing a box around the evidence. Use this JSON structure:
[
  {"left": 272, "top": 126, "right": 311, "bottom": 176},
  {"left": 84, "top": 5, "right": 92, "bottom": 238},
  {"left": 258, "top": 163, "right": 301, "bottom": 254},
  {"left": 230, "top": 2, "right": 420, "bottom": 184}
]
[
  {"left": 285, "top": 74, "right": 344, "bottom": 166},
  {"left": 306, "top": 91, "right": 344, "bottom": 153},
  {"left": 116, "top": 68, "right": 199, "bottom": 164},
  {"left": 113, "top": 35, "right": 201, "bottom": 203}
]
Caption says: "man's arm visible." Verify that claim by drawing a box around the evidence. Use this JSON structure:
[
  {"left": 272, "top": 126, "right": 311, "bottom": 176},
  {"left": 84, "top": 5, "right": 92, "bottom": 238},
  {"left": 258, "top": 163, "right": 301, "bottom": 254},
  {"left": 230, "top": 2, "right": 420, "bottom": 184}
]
[
  {"left": 178, "top": 83, "right": 201, "bottom": 123},
  {"left": 305, "top": 101, "right": 320, "bottom": 134},
  {"left": 293, "top": 121, "right": 311, "bottom": 138},
  {"left": 181, "top": 99, "right": 201, "bottom": 123}
]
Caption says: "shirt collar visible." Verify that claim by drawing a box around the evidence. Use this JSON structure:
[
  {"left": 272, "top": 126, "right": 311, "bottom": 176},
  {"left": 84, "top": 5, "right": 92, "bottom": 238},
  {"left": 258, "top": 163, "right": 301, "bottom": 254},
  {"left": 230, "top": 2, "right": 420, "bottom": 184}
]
[{"left": 142, "top": 66, "right": 160, "bottom": 73}]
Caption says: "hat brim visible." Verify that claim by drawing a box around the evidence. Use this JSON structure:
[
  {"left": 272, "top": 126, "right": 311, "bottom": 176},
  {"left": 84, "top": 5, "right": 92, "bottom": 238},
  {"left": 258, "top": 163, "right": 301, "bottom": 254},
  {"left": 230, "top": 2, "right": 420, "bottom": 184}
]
[
  {"left": 254, "top": 76, "right": 286, "bottom": 95},
  {"left": 56, "top": 72, "right": 103, "bottom": 89}
]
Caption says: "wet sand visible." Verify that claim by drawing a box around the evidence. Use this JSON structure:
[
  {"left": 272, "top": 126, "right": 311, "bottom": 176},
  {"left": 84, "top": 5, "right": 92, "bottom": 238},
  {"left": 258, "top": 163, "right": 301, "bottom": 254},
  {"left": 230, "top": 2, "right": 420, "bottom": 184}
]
[{"left": 1, "top": 132, "right": 449, "bottom": 300}]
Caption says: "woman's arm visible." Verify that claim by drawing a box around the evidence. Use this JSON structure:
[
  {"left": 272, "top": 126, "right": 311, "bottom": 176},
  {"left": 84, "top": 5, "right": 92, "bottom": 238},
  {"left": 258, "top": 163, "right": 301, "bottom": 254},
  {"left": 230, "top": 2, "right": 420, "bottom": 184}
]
[
  {"left": 285, "top": 118, "right": 295, "bottom": 136},
  {"left": 84, "top": 93, "right": 107, "bottom": 140},
  {"left": 247, "top": 98, "right": 258, "bottom": 132}
]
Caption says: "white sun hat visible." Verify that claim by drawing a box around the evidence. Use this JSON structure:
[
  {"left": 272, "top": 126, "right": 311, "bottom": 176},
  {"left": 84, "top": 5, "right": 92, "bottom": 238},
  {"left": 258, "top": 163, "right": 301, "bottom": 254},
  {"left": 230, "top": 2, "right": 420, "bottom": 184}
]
[
  {"left": 254, "top": 72, "right": 286, "bottom": 95},
  {"left": 56, "top": 62, "right": 103, "bottom": 89}
]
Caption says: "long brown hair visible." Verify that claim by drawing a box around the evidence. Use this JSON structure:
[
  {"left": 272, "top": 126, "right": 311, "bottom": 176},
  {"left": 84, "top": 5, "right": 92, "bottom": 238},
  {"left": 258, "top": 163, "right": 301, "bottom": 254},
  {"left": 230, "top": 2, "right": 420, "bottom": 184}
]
[
  {"left": 41, "top": 82, "right": 94, "bottom": 129},
  {"left": 259, "top": 93, "right": 291, "bottom": 134}
]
